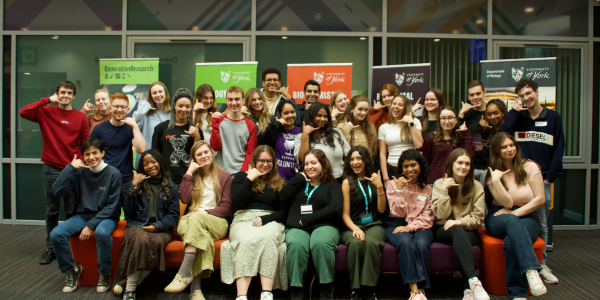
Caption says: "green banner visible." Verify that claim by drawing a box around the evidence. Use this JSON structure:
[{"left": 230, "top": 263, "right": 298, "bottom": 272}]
[
  {"left": 195, "top": 62, "right": 258, "bottom": 103},
  {"left": 100, "top": 58, "right": 159, "bottom": 84}
]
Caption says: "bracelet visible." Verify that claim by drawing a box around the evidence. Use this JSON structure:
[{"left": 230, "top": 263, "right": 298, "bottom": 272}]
[
  {"left": 378, "top": 192, "right": 385, "bottom": 196},
  {"left": 376, "top": 185, "right": 384, "bottom": 189}
]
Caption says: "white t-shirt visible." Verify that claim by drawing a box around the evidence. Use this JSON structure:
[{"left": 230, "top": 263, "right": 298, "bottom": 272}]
[
  {"left": 196, "top": 177, "right": 217, "bottom": 211},
  {"left": 378, "top": 118, "right": 422, "bottom": 165},
  {"left": 198, "top": 112, "right": 212, "bottom": 143}
]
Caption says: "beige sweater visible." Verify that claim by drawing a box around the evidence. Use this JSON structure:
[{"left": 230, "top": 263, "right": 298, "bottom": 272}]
[
  {"left": 431, "top": 179, "right": 485, "bottom": 230},
  {"left": 336, "top": 121, "right": 378, "bottom": 159}
]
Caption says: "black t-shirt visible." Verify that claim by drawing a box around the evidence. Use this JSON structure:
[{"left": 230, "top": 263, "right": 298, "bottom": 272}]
[
  {"left": 461, "top": 109, "right": 487, "bottom": 169},
  {"left": 421, "top": 120, "right": 438, "bottom": 140},
  {"left": 152, "top": 121, "right": 203, "bottom": 185},
  {"left": 348, "top": 179, "right": 380, "bottom": 223}
]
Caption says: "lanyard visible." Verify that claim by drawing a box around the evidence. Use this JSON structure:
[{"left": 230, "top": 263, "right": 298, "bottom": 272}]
[
  {"left": 357, "top": 179, "right": 372, "bottom": 211},
  {"left": 305, "top": 182, "right": 320, "bottom": 203}
]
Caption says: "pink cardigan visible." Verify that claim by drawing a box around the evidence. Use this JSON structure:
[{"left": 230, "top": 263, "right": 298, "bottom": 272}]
[
  {"left": 386, "top": 180, "right": 435, "bottom": 232},
  {"left": 179, "top": 170, "right": 233, "bottom": 220}
]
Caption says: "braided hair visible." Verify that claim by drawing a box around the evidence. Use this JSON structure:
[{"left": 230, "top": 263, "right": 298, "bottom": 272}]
[{"left": 136, "top": 149, "right": 172, "bottom": 199}]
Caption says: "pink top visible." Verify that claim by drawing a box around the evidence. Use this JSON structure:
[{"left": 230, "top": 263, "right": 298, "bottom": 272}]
[
  {"left": 386, "top": 180, "right": 434, "bottom": 232},
  {"left": 179, "top": 171, "right": 233, "bottom": 220},
  {"left": 503, "top": 161, "right": 541, "bottom": 207}
]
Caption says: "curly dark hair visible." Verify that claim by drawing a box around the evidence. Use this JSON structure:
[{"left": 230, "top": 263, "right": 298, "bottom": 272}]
[
  {"left": 515, "top": 78, "right": 538, "bottom": 94},
  {"left": 342, "top": 146, "right": 377, "bottom": 195},
  {"left": 304, "top": 102, "right": 343, "bottom": 149},
  {"left": 395, "top": 149, "right": 430, "bottom": 189},
  {"left": 136, "top": 149, "right": 172, "bottom": 199}
]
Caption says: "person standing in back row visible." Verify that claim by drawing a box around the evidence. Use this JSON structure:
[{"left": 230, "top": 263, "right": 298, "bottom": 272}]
[
  {"left": 500, "top": 78, "right": 565, "bottom": 284},
  {"left": 19, "top": 80, "right": 89, "bottom": 265},
  {"left": 458, "top": 80, "right": 488, "bottom": 185},
  {"left": 210, "top": 86, "right": 257, "bottom": 176}
]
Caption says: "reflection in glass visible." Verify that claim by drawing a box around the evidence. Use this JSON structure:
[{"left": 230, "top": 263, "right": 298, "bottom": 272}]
[{"left": 552, "top": 169, "right": 586, "bottom": 226}]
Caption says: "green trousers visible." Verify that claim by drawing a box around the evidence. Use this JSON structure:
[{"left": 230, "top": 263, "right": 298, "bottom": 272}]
[
  {"left": 340, "top": 220, "right": 385, "bottom": 289},
  {"left": 285, "top": 226, "right": 340, "bottom": 287}
]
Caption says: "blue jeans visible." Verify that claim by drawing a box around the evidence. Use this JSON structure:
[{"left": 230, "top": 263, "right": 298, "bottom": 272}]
[
  {"left": 50, "top": 214, "right": 117, "bottom": 274},
  {"left": 42, "top": 163, "right": 74, "bottom": 250},
  {"left": 385, "top": 218, "right": 433, "bottom": 289},
  {"left": 485, "top": 206, "right": 541, "bottom": 297},
  {"left": 537, "top": 182, "right": 552, "bottom": 264}
]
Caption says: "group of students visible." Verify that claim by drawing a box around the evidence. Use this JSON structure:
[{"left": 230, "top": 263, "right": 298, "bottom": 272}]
[{"left": 20, "top": 67, "right": 564, "bottom": 300}]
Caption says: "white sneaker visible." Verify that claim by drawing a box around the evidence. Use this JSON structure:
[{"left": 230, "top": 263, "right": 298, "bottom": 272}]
[
  {"left": 539, "top": 264, "right": 559, "bottom": 284},
  {"left": 462, "top": 289, "right": 474, "bottom": 300},
  {"left": 235, "top": 296, "right": 248, "bottom": 300},
  {"left": 260, "top": 291, "right": 274, "bottom": 300},
  {"left": 468, "top": 277, "right": 490, "bottom": 300},
  {"left": 526, "top": 269, "right": 547, "bottom": 296},
  {"left": 513, "top": 298, "right": 527, "bottom": 300}
]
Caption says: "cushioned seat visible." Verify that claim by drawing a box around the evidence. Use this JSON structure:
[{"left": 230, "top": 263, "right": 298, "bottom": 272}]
[
  {"left": 69, "top": 220, "right": 126, "bottom": 286},
  {"left": 479, "top": 228, "right": 545, "bottom": 296}
]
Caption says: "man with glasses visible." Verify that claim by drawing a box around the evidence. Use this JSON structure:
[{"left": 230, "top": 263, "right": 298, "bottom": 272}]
[
  {"left": 500, "top": 78, "right": 565, "bottom": 285},
  {"left": 90, "top": 92, "right": 147, "bottom": 290},
  {"left": 19, "top": 81, "right": 90, "bottom": 265},
  {"left": 262, "top": 67, "right": 303, "bottom": 127}
]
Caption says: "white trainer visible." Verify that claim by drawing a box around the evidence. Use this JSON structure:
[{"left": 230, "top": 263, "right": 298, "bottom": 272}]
[
  {"left": 526, "top": 269, "right": 547, "bottom": 296},
  {"left": 539, "top": 264, "right": 559, "bottom": 284},
  {"left": 462, "top": 289, "right": 474, "bottom": 300},
  {"left": 468, "top": 277, "right": 490, "bottom": 300}
]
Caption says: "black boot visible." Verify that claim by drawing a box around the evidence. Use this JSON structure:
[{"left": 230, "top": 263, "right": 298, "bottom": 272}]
[
  {"left": 320, "top": 283, "right": 334, "bottom": 300},
  {"left": 291, "top": 286, "right": 304, "bottom": 300},
  {"left": 350, "top": 289, "right": 362, "bottom": 300}
]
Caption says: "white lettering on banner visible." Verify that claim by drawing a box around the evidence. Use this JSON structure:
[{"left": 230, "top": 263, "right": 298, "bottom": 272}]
[
  {"left": 405, "top": 73, "right": 425, "bottom": 86},
  {"left": 215, "top": 90, "right": 227, "bottom": 98},
  {"left": 232, "top": 71, "right": 252, "bottom": 83},
  {"left": 325, "top": 75, "right": 345, "bottom": 85},
  {"left": 526, "top": 70, "right": 550, "bottom": 80},
  {"left": 398, "top": 92, "right": 413, "bottom": 100},
  {"left": 515, "top": 131, "right": 554, "bottom": 146},
  {"left": 486, "top": 69, "right": 505, "bottom": 78}
]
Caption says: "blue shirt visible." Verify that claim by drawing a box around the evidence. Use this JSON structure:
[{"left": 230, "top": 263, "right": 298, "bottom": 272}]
[{"left": 91, "top": 121, "right": 134, "bottom": 181}]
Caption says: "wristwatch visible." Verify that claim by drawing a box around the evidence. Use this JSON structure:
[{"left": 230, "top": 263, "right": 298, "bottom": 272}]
[{"left": 408, "top": 122, "right": 415, "bottom": 127}]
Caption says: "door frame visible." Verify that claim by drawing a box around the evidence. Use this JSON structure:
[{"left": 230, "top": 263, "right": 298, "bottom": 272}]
[
  {"left": 126, "top": 36, "right": 251, "bottom": 61},
  {"left": 493, "top": 40, "right": 595, "bottom": 230}
]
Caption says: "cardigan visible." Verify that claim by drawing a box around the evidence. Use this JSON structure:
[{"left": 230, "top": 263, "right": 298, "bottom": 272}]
[{"left": 179, "top": 170, "right": 233, "bottom": 220}]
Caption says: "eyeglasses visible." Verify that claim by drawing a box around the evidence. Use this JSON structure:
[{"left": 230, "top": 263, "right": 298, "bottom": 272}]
[
  {"left": 111, "top": 105, "right": 128, "bottom": 111},
  {"left": 257, "top": 160, "right": 273, "bottom": 165},
  {"left": 440, "top": 117, "right": 456, "bottom": 122},
  {"left": 264, "top": 79, "right": 279, "bottom": 83}
]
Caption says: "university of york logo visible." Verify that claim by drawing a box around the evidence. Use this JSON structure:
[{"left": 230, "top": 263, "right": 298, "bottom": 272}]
[
  {"left": 511, "top": 67, "right": 524, "bottom": 82},
  {"left": 313, "top": 71, "right": 324, "bottom": 84},
  {"left": 221, "top": 70, "right": 231, "bottom": 83},
  {"left": 395, "top": 72, "right": 405, "bottom": 86}
]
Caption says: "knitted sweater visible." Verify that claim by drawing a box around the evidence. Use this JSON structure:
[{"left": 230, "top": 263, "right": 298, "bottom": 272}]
[
  {"left": 422, "top": 130, "right": 475, "bottom": 184},
  {"left": 431, "top": 179, "right": 485, "bottom": 230},
  {"left": 368, "top": 107, "right": 389, "bottom": 132},
  {"left": 386, "top": 180, "right": 434, "bottom": 232},
  {"left": 337, "top": 121, "right": 378, "bottom": 159}
]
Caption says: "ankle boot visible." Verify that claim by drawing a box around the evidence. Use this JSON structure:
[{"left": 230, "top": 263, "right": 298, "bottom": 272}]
[
  {"left": 320, "top": 283, "right": 334, "bottom": 300},
  {"left": 291, "top": 286, "right": 303, "bottom": 300}
]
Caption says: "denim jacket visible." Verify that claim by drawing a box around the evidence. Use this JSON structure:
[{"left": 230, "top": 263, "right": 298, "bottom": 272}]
[{"left": 123, "top": 179, "right": 180, "bottom": 233}]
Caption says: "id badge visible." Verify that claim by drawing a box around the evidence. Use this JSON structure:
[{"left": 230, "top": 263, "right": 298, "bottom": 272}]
[
  {"left": 361, "top": 213, "right": 373, "bottom": 224},
  {"left": 301, "top": 205, "right": 313, "bottom": 214},
  {"left": 417, "top": 195, "right": 427, "bottom": 201}
]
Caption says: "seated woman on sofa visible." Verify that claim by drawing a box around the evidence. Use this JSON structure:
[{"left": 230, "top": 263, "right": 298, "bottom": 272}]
[
  {"left": 163, "top": 140, "right": 232, "bottom": 300},
  {"left": 431, "top": 148, "right": 489, "bottom": 300}
]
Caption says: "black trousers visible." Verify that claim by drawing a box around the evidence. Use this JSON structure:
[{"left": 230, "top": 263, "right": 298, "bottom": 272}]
[{"left": 434, "top": 225, "right": 479, "bottom": 288}]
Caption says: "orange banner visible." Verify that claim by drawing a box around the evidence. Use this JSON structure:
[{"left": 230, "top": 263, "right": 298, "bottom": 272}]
[{"left": 287, "top": 63, "right": 353, "bottom": 105}]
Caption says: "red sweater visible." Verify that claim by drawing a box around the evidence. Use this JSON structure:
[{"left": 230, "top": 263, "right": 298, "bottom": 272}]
[
  {"left": 19, "top": 97, "right": 89, "bottom": 169},
  {"left": 368, "top": 107, "right": 389, "bottom": 133}
]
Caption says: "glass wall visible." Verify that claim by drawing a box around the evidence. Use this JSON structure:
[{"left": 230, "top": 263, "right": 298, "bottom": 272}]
[
  {"left": 15, "top": 35, "right": 121, "bottom": 159},
  {"left": 387, "top": 38, "right": 484, "bottom": 106}
]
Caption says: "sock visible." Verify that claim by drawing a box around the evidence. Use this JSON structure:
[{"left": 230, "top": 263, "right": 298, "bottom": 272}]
[
  {"left": 126, "top": 271, "right": 140, "bottom": 292},
  {"left": 177, "top": 252, "right": 196, "bottom": 278},
  {"left": 191, "top": 276, "right": 201, "bottom": 291},
  {"left": 137, "top": 270, "right": 151, "bottom": 285}
]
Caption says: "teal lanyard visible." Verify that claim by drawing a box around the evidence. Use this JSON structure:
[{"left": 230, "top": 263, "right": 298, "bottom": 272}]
[
  {"left": 305, "top": 182, "right": 320, "bottom": 203},
  {"left": 357, "top": 179, "right": 372, "bottom": 212}
]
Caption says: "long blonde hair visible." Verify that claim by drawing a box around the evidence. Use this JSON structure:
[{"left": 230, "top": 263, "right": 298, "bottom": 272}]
[
  {"left": 146, "top": 82, "right": 171, "bottom": 115},
  {"left": 243, "top": 88, "right": 270, "bottom": 133},
  {"left": 193, "top": 84, "right": 217, "bottom": 129},
  {"left": 91, "top": 89, "right": 111, "bottom": 121},
  {"left": 188, "top": 141, "right": 222, "bottom": 211},
  {"left": 388, "top": 95, "right": 414, "bottom": 142}
]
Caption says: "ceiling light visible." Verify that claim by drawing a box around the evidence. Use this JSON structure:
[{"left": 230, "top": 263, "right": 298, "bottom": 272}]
[
  {"left": 434, "top": 39, "right": 440, "bottom": 42},
  {"left": 525, "top": 7, "right": 534, "bottom": 13},
  {"left": 475, "top": 19, "right": 483, "bottom": 25},
  {"left": 282, "top": 36, "right": 288, "bottom": 39},
  {"left": 360, "top": 37, "right": 366, "bottom": 40},
  {"left": 52, "top": 35, "right": 59, "bottom": 39},
  {"left": 24, "top": 73, "right": 30, "bottom": 75}
]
